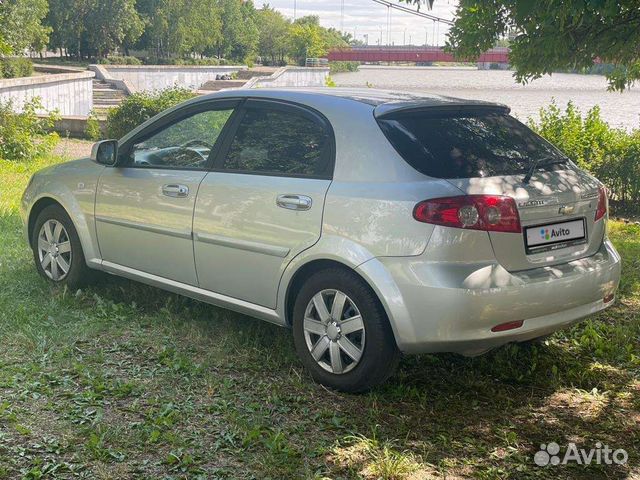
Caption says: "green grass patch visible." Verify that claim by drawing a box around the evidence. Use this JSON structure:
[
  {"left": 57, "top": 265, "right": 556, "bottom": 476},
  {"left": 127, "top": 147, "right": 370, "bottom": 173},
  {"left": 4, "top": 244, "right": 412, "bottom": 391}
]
[{"left": 0, "top": 156, "right": 638, "bottom": 479}]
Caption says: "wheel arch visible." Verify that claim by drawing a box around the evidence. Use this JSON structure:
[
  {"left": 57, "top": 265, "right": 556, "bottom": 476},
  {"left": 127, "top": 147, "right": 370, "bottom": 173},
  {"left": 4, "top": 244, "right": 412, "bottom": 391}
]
[
  {"left": 27, "top": 193, "right": 100, "bottom": 266},
  {"left": 282, "top": 258, "right": 399, "bottom": 335},
  {"left": 28, "top": 197, "right": 64, "bottom": 245}
]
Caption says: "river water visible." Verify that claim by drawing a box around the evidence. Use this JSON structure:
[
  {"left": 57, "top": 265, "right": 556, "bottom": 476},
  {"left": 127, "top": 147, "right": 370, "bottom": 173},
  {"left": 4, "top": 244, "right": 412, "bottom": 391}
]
[{"left": 333, "top": 66, "right": 640, "bottom": 130}]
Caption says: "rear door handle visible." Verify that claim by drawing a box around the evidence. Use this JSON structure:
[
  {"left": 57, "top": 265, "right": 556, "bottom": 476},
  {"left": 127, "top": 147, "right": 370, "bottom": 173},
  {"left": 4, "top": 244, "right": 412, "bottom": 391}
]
[
  {"left": 276, "top": 194, "right": 312, "bottom": 211},
  {"left": 162, "top": 184, "right": 189, "bottom": 198}
]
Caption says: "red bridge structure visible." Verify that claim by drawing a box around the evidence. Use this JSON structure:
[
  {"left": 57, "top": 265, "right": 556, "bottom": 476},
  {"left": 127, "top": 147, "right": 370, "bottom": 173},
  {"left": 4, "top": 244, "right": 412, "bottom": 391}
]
[{"left": 328, "top": 46, "right": 510, "bottom": 68}]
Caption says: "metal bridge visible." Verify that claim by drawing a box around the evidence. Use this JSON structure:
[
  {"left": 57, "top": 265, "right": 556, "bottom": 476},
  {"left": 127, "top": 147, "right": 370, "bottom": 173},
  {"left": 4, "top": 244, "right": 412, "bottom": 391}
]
[{"left": 327, "top": 46, "right": 510, "bottom": 65}]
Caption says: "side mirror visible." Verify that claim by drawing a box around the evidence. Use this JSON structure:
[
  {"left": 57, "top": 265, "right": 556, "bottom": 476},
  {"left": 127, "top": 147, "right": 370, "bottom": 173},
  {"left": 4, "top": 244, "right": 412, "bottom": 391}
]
[{"left": 91, "top": 140, "right": 118, "bottom": 166}]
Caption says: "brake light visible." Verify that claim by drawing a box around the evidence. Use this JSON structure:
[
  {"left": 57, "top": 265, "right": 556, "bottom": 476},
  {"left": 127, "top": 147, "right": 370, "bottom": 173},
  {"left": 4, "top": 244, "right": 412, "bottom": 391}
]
[
  {"left": 594, "top": 186, "right": 608, "bottom": 221},
  {"left": 413, "top": 195, "right": 521, "bottom": 233}
]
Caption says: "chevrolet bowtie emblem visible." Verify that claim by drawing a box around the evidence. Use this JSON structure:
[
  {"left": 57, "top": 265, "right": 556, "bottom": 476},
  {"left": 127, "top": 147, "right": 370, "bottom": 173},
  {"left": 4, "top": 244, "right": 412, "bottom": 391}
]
[{"left": 558, "top": 205, "right": 575, "bottom": 215}]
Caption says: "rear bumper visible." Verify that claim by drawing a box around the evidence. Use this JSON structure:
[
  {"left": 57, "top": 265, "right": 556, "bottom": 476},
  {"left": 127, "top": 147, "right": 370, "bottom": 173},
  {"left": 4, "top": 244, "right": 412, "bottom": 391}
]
[{"left": 358, "top": 239, "right": 621, "bottom": 355}]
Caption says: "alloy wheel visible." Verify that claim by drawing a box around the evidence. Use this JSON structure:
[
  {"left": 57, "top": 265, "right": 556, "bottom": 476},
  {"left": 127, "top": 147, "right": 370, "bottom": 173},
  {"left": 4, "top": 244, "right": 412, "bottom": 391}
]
[
  {"left": 37, "top": 219, "right": 72, "bottom": 281},
  {"left": 303, "top": 289, "right": 366, "bottom": 374}
]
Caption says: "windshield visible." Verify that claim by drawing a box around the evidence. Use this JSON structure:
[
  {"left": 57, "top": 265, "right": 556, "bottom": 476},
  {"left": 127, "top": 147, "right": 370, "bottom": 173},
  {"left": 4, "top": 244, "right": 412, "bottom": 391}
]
[{"left": 378, "top": 111, "right": 568, "bottom": 179}]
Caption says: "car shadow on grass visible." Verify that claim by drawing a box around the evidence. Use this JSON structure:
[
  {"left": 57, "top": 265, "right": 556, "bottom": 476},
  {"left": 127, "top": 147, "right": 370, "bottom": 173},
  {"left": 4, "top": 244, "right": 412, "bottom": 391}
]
[{"left": 63, "top": 272, "right": 639, "bottom": 479}]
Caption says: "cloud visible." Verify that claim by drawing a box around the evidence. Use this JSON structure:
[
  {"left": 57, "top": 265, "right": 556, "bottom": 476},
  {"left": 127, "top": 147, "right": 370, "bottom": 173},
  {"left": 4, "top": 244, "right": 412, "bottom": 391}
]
[{"left": 264, "top": 0, "right": 457, "bottom": 46}]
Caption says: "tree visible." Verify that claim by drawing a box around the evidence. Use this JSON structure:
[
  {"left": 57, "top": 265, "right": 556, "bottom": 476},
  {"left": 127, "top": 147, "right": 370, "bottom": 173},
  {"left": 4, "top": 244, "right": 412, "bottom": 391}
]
[
  {"left": 216, "top": 0, "right": 259, "bottom": 62},
  {"left": 402, "top": 0, "right": 640, "bottom": 91},
  {"left": 288, "top": 21, "right": 326, "bottom": 64},
  {"left": 46, "top": 0, "right": 142, "bottom": 58},
  {"left": 85, "top": 0, "right": 144, "bottom": 58},
  {"left": 256, "top": 5, "right": 290, "bottom": 65},
  {"left": 0, "top": 0, "right": 50, "bottom": 54},
  {"left": 148, "top": 0, "right": 222, "bottom": 59}
]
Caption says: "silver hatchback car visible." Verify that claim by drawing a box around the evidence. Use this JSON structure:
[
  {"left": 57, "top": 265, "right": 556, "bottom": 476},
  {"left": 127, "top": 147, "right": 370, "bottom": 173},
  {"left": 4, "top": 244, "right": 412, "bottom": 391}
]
[{"left": 21, "top": 89, "right": 621, "bottom": 392}]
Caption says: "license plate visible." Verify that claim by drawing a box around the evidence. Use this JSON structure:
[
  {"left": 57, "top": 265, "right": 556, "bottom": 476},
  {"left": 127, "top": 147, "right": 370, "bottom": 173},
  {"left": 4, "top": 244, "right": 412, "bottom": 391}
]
[{"left": 524, "top": 218, "right": 587, "bottom": 253}]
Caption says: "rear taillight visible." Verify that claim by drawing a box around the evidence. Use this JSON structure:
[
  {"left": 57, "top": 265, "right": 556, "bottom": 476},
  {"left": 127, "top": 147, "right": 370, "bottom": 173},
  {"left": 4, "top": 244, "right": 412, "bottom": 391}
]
[
  {"left": 595, "top": 186, "right": 608, "bottom": 221},
  {"left": 413, "top": 195, "right": 521, "bottom": 233}
]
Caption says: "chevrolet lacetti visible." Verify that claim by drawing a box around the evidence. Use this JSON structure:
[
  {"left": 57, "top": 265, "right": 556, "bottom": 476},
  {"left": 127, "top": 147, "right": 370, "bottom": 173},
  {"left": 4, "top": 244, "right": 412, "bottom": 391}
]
[{"left": 21, "top": 89, "right": 621, "bottom": 392}]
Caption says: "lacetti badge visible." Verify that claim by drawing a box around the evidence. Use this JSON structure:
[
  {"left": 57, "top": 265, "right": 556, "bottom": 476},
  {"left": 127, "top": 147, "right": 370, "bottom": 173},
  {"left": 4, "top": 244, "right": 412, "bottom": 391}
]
[{"left": 540, "top": 226, "right": 571, "bottom": 241}]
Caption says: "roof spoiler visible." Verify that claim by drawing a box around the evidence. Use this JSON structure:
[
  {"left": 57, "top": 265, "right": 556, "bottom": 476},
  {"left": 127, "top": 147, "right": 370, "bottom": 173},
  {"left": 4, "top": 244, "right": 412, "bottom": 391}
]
[{"left": 374, "top": 102, "right": 510, "bottom": 119}]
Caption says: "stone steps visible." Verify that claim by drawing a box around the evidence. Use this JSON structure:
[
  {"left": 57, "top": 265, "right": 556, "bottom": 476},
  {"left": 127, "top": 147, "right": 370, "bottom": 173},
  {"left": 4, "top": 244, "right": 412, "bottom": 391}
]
[{"left": 92, "top": 79, "right": 126, "bottom": 114}]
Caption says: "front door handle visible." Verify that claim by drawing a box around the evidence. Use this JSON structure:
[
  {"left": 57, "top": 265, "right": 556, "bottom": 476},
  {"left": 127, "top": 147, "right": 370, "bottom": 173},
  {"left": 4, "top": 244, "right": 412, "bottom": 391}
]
[
  {"left": 276, "top": 194, "right": 312, "bottom": 211},
  {"left": 162, "top": 184, "right": 189, "bottom": 198}
]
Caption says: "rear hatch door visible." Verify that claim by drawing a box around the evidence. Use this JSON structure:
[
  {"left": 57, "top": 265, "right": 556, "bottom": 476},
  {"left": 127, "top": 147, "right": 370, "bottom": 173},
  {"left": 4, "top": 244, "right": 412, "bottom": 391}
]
[{"left": 376, "top": 104, "right": 605, "bottom": 271}]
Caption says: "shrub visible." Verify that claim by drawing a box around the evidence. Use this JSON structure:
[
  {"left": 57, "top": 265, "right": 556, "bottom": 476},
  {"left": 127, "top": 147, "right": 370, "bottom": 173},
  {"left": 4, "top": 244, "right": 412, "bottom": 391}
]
[
  {"left": 106, "top": 87, "right": 196, "bottom": 139},
  {"left": 153, "top": 57, "right": 228, "bottom": 66},
  {"left": 0, "top": 98, "right": 59, "bottom": 161},
  {"left": 329, "top": 61, "right": 360, "bottom": 74},
  {"left": 97, "top": 55, "right": 142, "bottom": 65},
  {"left": 0, "top": 57, "right": 34, "bottom": 78},
  {"left": 84, "top": 110, "right": 103, "bottom": 141},
  {"left": 528, "top": 100, "right": 640, "bottom": 211}
]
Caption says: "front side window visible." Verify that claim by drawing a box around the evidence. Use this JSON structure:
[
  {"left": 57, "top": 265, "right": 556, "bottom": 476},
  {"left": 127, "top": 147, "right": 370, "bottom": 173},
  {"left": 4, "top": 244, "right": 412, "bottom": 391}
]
[
  {"left": 221, "top": 107, "right": 330, "bottom": 177},
  {"left": 378, "top": 111, "right": 568, "bottom": 179},
  {"left": 127, "top": 108, "right": 233, "bottom": 169}
]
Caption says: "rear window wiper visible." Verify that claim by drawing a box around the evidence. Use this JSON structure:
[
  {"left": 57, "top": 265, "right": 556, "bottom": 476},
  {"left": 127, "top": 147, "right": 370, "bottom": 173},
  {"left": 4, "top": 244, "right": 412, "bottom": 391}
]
[{"left": 523, "top": 157, "right": 568, "bottom": 184}]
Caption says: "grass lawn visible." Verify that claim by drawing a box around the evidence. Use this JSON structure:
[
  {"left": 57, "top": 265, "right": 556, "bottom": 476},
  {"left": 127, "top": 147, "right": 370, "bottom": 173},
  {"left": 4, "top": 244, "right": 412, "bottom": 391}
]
[{"left": 0, "top": 152, "right": 638, "bottom": 479}]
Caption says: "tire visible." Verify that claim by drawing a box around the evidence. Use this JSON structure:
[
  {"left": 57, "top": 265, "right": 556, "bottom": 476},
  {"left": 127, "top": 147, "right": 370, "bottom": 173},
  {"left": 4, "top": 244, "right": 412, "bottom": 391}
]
[
  {"left": 31, "top": 204, "right": 95, "bottom": 290},
  {"left": 292, "top": 268, "right": 400, "bottom": 393}
]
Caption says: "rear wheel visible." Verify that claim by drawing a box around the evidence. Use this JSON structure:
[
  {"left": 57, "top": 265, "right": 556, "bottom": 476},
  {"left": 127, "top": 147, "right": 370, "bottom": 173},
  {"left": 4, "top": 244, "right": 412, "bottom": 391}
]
[
  {"left": 292, "top": 268, "right": 400, "bottom": 393},
  {"left": 32, "top": 205, "right": 94, "bottom": 290}
]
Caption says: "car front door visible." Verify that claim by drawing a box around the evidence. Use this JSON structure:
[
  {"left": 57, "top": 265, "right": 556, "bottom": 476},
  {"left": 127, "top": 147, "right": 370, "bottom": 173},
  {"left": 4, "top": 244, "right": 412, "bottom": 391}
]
[
  {"left": 95, "top": 100, "right": 238, "bottom": 285},
  {"left": 193, "top": 99, "right": 335, "bottom": 308}
]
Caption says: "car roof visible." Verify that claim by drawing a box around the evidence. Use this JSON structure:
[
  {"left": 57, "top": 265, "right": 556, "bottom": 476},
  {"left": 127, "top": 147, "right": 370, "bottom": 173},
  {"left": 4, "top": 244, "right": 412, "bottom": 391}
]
[{"left": 202, "top": 87, "right": 509, "bottom": 118}]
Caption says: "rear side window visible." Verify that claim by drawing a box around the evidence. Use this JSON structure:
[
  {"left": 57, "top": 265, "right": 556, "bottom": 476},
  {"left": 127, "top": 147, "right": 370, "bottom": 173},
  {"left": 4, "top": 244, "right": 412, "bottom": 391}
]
[
  {"left": 378, "top": 111, "right": 567, "bottom": 179},
  {"left": 221, "top": 106, "right": 331, "bottom": 177}
]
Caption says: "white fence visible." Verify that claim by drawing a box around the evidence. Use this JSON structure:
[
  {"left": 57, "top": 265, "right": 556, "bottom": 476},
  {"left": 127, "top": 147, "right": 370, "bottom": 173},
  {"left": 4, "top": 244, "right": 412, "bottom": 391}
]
[
  {"left": 90, "top": 64, "right": 247, "bottom": 93},
  {"left": 0, "top": 71, "right": 94, "bottom": 116}
]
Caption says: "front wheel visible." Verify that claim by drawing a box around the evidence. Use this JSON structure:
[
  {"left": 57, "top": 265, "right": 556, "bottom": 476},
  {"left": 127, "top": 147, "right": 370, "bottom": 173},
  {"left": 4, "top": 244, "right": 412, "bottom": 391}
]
[
  {"left": 32, "top": 205, "right": 95, "bottom": 290},
  {"left": 292, "top": 268, "right": 400, "bottom": 393}
]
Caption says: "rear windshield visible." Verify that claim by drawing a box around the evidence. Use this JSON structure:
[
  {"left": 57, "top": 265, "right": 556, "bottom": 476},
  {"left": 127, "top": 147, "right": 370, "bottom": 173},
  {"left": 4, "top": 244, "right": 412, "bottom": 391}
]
[{"left": 378, "top": 111, "right": 567, "bottom": 179}]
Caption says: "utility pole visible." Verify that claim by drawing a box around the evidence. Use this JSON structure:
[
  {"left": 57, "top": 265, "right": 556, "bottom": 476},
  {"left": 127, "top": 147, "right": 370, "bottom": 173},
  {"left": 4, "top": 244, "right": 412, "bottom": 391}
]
[
  {"left": 293, "top": 0, "right": 297, "bottom": 21},
  {"left": 340, "top": 0, "right": 345, "bottom": 32},
  {"left": 432, "top": 19, "right": 436, "bottom": 47}
]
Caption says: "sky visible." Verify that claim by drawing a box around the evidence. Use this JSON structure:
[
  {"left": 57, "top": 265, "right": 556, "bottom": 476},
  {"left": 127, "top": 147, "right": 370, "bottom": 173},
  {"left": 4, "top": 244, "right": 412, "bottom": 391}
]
[{"left": 264, "top": 0, "right": 458, "bottom": 47}]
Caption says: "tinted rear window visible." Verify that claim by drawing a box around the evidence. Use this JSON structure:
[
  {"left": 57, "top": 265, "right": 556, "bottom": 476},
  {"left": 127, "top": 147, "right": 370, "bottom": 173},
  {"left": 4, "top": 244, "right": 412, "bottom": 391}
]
[{"left": 378, "top": 111, "right": 566, "bottom": 178}]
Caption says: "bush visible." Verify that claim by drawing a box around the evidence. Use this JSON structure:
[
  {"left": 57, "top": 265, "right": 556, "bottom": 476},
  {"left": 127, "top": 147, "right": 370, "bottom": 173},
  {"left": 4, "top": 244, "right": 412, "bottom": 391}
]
[
  {"left": 84, "top": 110, "right": 103, "bottom": 141},
  {"left": 106, "top": 87, "right": 196, "bottom": 139},
  {"left": 0, "top": 98, "right": 59, "bottom": 161},
  {"left": 329, "top": 61, "right": 360, "bottom": 74},
  {"left": 0, "top": 58, "right": 34, "bottom": 78},
  {"left": 145, "top": 57, "right": 228, "bottom": 66},
  {"left": 528, "top": 100, "right": 640, "bottom": 211},
  {"left": 97, "top": 55, "right": 142, "bottom": 65}
]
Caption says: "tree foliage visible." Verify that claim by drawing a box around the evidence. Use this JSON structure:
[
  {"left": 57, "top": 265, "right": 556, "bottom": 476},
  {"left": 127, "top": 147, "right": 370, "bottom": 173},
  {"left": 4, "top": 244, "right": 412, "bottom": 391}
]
[
  {"left": 404, "top": 0, "right": 640, "bottom": 91},
  {"left": 0, "top": 0, "right": 50, "bottom": 54},
  {"left": 46, "top": 0, "right": 143, "bottom": 58},
  {"left": 2, "top": 0, "right": 349, "bottom": 64},
  {"left": 256, "top": 6, "right": 290, "bottom": 65},
  {"left": 288, "top": 15, "right": 347, "bottom": 65},
  {"left": 146, "top": 0, "right": 222, "bottom": 59}
]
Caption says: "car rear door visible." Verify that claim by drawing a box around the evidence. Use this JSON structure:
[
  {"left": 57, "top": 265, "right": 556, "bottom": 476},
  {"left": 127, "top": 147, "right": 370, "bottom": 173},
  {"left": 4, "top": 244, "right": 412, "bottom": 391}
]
[
  {"left": 193, "top": 99, "right": 335, "bottom": 308},
  {"left": 95, "top": 100, "right": 238, "bottom": 285}
]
